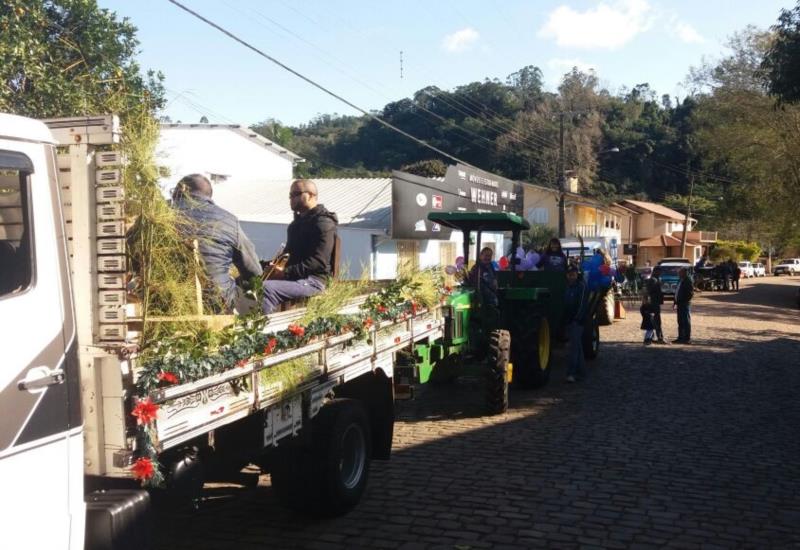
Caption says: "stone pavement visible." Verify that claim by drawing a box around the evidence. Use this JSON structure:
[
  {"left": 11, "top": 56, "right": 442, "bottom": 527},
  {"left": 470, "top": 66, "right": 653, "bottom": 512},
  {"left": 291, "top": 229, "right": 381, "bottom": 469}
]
[{"left": 154, "top": 277, "right": 800, "bottom": 549}]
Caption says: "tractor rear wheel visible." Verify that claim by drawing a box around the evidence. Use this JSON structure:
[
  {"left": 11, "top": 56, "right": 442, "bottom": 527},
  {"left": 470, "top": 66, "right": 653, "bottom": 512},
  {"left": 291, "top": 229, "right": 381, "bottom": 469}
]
[
  {"left": 485, "top": 329, "right": 510, "bottom": 415},
  {"left": 583, "top": 319, "right": 600, "bottom": 360},
  {"left": 513, "top": 316, "right": 552, "bottom": 389}
]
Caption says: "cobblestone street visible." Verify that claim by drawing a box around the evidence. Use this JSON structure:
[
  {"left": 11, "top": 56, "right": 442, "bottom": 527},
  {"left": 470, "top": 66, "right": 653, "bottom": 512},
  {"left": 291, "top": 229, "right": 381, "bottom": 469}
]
[{"left": 155, "top": 277, "right": 800, "bottom": 549}]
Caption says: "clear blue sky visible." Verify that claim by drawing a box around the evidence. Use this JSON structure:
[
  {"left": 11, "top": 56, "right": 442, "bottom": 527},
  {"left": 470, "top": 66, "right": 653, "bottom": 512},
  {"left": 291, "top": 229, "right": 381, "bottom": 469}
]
[{"left": 99, "top": 0, "right": 791, "bottom": 127}]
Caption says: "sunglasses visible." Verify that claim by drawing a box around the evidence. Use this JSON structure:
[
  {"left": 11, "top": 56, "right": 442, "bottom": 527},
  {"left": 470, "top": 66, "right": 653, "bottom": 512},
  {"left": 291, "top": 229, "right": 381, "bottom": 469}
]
[{"left": 289, "top": 190, "right": 313, "bottom": 198}]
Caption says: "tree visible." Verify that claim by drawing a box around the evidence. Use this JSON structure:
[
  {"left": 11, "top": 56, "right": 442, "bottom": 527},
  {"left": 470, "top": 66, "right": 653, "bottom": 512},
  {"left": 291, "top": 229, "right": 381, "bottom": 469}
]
[
  {"left": 199, "top": 115, "right": 208, "bottom": 123},
  {"left": 400, "top": 159, "right": 447, "bottom": 178},
  {"left": 762, "top": 2, "right": 800, "bottom": 103},
  {"left": 0, "top": 0, "right": 164, "bottom": 118}
]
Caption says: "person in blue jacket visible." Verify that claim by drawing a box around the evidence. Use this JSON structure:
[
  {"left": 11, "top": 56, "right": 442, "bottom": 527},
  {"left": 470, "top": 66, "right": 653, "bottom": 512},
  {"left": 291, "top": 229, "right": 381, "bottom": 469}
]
[
  {"left": 538, "top": 238, "right": 568, "bottom": 272},
  {"left": 563, "top": 265, "right": 589, "bottom": 383}
]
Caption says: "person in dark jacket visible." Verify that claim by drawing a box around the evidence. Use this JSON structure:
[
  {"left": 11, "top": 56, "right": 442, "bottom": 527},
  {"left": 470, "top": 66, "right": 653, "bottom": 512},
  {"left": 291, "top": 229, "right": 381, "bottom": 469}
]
[
  {"left": 468, "top": 246, "right": 499, "bottom": 307},
  {"left": 262, "top": 179, "right": 338, "bottom": 313},
  {"left": 673, "top": 267, "right": 694, "bottom": 343},
  {"left": 172, "top": 174, "right": 262, "bottom": 311},
  {"left": 646, "top": 276, "right": 667, "bottom": 344},
  {"left": 730, "top": 259, "right": 741, "bottom": 291},
  {"left": 538, "top": 238, "right": 568, "bottom": 272},
  {"left": 563, "top": 265, "right": 589, "bottom": 383}
]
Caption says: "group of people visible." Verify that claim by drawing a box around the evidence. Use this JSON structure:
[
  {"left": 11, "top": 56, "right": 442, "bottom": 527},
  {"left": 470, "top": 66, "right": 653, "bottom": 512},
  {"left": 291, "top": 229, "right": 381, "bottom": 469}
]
[
  {"left": 171, "top": 174, "right": 338, "bottom": 315},
  {"left": 696, "top": 256, "right": 743, "bottom": 291},
  {"left": 640, "top": 267, "right": 694, "bottom": 345},
  {"left": 467, "top": 238, "right": 600, "bottom": 384}
]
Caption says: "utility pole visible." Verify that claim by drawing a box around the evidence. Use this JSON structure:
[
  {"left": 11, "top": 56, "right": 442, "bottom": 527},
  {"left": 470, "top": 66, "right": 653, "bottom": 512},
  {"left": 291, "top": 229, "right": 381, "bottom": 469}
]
[
  {"left": 680, "top": 174, "right": 695, "bottom": 259},
  {"left": 558, "top": 112, "right": 566, "bottom": 238}
]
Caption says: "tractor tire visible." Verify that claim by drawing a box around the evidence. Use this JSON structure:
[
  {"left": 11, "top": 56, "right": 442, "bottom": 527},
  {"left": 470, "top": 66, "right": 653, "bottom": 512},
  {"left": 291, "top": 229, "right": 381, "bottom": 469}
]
[
  {"left": 270, "top": 399, "right": 371, "bottom": 517},
  {"left": 485, "top": 329, "right": 510, "bottom": 415},
  {"left": 513, "top": 316, "right": 552, "bottom": 389},
  {"left": 429, "top": 352, "right": 460, "bottom": 386},
  {"left": 596, "top": 290, "right": 614, "bottom": 327},
  {"left": 583, "top": 319, "right": 600, "bottom": 360}
]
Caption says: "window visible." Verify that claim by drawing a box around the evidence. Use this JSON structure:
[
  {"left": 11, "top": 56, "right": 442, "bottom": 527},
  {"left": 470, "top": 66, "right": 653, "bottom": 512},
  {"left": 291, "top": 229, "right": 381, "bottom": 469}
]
[
  {"left": 0, "top": 151, "right": 35, "bottom": 298},
  {"left": 527, "top": 207, "right": 549, "bottom": 225}
]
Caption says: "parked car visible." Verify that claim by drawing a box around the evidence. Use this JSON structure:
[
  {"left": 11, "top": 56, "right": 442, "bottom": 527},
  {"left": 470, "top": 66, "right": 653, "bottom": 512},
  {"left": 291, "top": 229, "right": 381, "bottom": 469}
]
[
  {"left": 652, "top": 262, "right": 693, "bottom": 295},
  {"left": 658, "top": 257, "right": 692, "bottom": 266},
  {"left": 752, "top": 263, "right": 766, "bottom": 277},
  {"left": 773, "top": 258, "right": 800, "bottom": 276},
  {"left": 738, "top": 261, "right": 755, "bottom": 278}
]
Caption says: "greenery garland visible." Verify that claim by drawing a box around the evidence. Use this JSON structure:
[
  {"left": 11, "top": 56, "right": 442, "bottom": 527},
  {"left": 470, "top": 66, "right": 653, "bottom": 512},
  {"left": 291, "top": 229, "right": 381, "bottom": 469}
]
[{"left": 129, "top": 270, "right": 443, "bottom": 487}]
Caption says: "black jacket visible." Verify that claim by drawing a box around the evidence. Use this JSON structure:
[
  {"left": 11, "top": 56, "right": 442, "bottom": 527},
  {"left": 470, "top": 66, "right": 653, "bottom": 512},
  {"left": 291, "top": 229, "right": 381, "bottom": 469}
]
[
  {"left": 674, "top": 277, "right": 694, "bottom": 306},
  {"left": 284, "top": 204, "right": 338, "bottom": 281}
]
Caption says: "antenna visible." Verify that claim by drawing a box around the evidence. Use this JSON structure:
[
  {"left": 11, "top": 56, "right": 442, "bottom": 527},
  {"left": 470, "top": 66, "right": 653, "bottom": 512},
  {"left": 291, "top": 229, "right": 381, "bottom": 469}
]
[{"left": 400, "top": 50, "right": 403, "bottom": 79}]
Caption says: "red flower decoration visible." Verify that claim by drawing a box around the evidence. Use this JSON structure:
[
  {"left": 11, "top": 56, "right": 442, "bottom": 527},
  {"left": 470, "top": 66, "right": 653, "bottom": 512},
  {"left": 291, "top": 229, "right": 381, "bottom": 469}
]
[
  {"left": 131, "top": 398, "right": 159, "bottom": 426},
  {"left": 288, "top": 324, "right": 305, "bottom": 337},
  {"left": 410, "top": 301, "right": 419, "bottom": 314},
  {"left": 157, "top": 371, "right": 178, "bottom": 385},
  {"left": 377, "top": 305, "right": 388, "bottom": 314},
  {"left": 264, "top": 337, "right": 278, "bottom": 355},
  {"left": 363, "top": 317, "right": 373, "bottom": 328},
  {"left": 131, "top": 457, "right": 155, "bottom": 481},
  {"left": 236, "top": 359, "right": 248, "bottom": 368}
]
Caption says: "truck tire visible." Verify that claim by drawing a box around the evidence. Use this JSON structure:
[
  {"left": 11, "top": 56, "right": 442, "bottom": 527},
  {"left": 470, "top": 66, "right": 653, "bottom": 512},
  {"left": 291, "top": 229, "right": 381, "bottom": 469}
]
[
  {"left": 485, "top": 329, "right": 510, "bottom": 415},
  {"left": 270, "top": 399, "right": 371, "bottom": 517},
  {"left": 513, "top": 316, "right": 551, "bottom": 389},
  {"left": 583, "top": 319, "right": 600, "bottom": 360}
]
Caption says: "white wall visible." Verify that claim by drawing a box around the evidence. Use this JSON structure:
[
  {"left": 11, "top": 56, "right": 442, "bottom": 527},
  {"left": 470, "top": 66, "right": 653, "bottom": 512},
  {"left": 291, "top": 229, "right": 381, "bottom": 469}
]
[{"left": 156, "top": 127, "right": 294, "bottom": 190}]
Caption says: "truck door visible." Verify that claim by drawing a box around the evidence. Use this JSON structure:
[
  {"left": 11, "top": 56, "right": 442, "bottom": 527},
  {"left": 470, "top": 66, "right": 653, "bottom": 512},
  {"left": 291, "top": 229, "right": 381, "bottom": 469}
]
[{"left": 0, "top": 142, "right": 78, "bottom": 549}]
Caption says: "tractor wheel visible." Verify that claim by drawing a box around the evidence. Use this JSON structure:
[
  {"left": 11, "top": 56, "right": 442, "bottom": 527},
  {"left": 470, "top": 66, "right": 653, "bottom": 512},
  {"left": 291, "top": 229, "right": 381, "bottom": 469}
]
[
  {"left": 583, "top": 319, "right": 600, "bottom": 360},
  {"left": 596, "top": 290, "right": 614, "bottom": 327},
  {"left": 429, "top": 352, "right": 460, "bottom": 386},
  {"left": 513, "top": 316, "right": 552, "bottom": 389},
  {"left": 485, "top": 329, "right": 510, "bottom": 415}
]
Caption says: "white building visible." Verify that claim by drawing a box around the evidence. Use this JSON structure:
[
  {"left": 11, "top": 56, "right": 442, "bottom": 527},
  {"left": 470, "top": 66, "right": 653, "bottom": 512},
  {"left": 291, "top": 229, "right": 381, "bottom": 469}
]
[
  {"left": 213, "top": 177, "right": 507, "bottom": 280},
  {"left": 156, "top": 123, "right": 304, "bottom": 192}
]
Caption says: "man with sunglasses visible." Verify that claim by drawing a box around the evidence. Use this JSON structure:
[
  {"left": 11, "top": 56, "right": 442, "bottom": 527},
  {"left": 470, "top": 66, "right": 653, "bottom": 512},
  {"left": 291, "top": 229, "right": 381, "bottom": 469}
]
[{"left": 262, "top": 179, "right": 338, "bottom": 313}]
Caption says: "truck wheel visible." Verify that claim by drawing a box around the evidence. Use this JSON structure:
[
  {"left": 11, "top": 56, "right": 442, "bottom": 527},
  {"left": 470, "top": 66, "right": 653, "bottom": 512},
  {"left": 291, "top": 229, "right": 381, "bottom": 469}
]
[
  {"left": 485, "top": 329, "right": 510, "bottom": 415},
  {"left": 583, "top": 320, "right": 600, "bottom": 360},
  {"left": 270, "top": 399, "right": 371, "bottom": 517},
  {"left": 513, "top": 316, "right": 551, "bottom": 389}
]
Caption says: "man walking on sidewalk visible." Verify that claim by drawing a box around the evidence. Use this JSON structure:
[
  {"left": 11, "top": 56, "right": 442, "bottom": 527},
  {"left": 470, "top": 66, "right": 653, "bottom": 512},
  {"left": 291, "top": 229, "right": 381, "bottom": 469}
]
[{"left": 673, "top": 267, "right": 694, "bottom": 344}]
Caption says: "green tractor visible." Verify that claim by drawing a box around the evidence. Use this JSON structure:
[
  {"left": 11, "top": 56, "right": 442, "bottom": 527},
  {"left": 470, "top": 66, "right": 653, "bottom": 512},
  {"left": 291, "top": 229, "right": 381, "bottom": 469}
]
[{"left": 401, "top": 212, "right": 561, "bottom": 415}]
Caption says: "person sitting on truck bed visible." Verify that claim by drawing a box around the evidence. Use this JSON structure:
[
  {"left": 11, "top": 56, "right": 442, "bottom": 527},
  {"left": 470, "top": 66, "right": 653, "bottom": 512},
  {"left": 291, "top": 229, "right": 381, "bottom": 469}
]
[
  {"left": 171, "top": 173, "right": 263, "bottom": 311},
  {"left": 262, "top": 179, "right": 338, "bottom": 314}
]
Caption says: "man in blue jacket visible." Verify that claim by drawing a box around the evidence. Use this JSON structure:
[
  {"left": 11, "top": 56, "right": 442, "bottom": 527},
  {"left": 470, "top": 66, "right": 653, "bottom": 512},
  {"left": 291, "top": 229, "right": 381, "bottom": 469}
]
[
  {"left": 172, "top": 174, "right": 263, "bottom": 311},
  {"left": 564, "top": 265, "right": 589, "bottom": 383},
  {"left": 673, "top": 267, "right": 694, "bottom": 343}
]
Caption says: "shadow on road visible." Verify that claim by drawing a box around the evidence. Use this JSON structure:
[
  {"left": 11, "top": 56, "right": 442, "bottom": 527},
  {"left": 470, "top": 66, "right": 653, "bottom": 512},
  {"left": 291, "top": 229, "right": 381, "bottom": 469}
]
[{"left": 154, "top": 331, "right": 800, "bottom": 549}]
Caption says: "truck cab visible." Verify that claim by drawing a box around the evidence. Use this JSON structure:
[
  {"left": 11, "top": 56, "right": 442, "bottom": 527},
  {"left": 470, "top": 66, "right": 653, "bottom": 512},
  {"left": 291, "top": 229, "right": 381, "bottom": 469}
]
[{"left": 0, "top": 114, "right": 85, "bottom": 549}]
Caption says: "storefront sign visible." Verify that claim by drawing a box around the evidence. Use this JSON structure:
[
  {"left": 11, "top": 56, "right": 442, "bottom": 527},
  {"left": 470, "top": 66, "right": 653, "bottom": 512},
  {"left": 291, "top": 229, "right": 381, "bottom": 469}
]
[{"left": 391, "top": 164, "right": 523, "bottom": 239}]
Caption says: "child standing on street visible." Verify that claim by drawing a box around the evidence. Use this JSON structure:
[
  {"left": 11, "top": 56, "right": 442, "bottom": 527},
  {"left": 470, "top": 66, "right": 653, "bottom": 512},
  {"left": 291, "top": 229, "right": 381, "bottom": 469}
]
[{"left": 640, "top": 294, "right": 655, "bottom": 345}]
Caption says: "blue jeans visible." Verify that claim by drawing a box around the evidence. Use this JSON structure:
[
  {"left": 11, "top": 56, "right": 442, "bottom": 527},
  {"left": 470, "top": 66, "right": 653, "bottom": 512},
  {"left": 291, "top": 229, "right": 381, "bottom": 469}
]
[
  {"left": 262, "top": 277, "right": 325, "bottom": 314},
  {"left": 677, "top": 303, "right": 691, "bottom": 341},
  {"left": 567, "top": 321, "right": 585, "bottom": 378}
]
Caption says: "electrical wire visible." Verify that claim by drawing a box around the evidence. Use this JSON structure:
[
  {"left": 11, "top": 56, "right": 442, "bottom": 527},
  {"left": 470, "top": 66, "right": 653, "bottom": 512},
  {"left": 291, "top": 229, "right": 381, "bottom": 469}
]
[{"left": 166, "top": 0, "right": 477, "bottom": 169}]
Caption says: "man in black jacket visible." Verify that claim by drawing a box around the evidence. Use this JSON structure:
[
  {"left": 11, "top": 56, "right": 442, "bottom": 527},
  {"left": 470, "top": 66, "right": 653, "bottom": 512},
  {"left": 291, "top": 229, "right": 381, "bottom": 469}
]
[
  {"left": 672, "top": 267, "right": 694, "bottom": 343},
  {"left": 262, "top": 179, "right": 338, "bottom": 313}
]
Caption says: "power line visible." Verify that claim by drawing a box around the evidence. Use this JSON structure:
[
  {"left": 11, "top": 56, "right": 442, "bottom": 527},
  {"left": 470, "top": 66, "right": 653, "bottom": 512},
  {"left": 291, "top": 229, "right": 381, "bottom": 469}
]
[
  {"left": 166, "top": 0, "right": 477, "bottom": 169},
  {"left": 215, "top": 1, "right": 540, "bottom": 162}
]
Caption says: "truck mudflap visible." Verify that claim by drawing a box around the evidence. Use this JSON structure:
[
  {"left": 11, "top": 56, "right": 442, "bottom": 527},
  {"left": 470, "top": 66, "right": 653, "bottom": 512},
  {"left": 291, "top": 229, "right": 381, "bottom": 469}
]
[{"left": 85, "top": 489, "right": 151, "bottom": 550}]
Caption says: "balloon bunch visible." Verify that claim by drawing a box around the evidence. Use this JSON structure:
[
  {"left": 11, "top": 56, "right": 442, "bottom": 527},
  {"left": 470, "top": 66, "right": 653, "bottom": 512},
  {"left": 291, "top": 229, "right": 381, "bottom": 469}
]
[{"left": 581, "top": 253, "right": 614, "bottom": 291}]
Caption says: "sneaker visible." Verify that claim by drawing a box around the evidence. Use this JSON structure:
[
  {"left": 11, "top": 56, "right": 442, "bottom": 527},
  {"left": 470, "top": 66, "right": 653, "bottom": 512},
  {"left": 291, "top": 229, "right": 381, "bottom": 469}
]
[
  {"left": 672, "top": 338, "right": 686, "bottom": 344},
  {"left": 566, "top": 375, "right": 576, "bottom": 383},
  {"left": 644, "top": 339, "right": 652, "bottom": 346},
  {"left": 655, "top": 339, "right": 668, "bottom": 345}
]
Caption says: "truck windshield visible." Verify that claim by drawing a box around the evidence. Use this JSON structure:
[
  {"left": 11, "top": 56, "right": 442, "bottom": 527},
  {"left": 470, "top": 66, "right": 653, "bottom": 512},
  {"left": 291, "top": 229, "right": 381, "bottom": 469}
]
[{"left": 654, "top": 266, "right": 681, "bottom": 277}]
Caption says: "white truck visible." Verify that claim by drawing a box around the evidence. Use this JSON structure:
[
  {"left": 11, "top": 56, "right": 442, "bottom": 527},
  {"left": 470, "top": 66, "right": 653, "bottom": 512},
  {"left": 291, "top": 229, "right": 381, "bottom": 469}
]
[{"left": 0, "top": 114, "right": 444, "bottom": 549}]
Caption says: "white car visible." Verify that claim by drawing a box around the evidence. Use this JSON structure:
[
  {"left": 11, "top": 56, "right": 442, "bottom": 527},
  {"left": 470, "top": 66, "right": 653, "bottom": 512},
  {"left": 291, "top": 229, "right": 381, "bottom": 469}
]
[
  {"left": 773, "top": 258, "right": 800, "bottom": 276},
  {"left": 738, "top": 261, "right": 755, "bottom": 278},
  {"left": 752, "top": 263, "right": 766, "bottom": 277}
]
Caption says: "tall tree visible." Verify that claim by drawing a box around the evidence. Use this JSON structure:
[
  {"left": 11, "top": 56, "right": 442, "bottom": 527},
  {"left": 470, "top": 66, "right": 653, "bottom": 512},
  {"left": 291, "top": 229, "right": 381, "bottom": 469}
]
[
  {"left": 0, "top": 0, "right": 164, "bottom": 118},
  {"left": 762, "top": 2, "right": 800, "bottom": 103}
]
